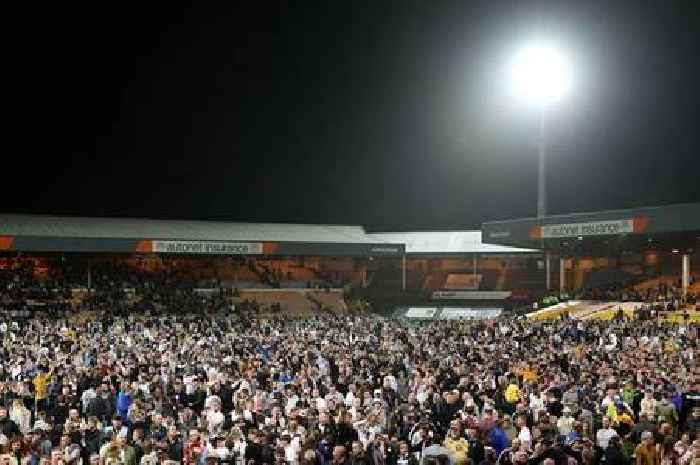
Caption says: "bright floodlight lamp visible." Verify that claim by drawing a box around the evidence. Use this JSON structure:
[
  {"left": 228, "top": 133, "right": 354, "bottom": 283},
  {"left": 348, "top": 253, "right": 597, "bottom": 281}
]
[
  {"left": 510, "top": 43, "right": 571, "bottom": 106},
  {"left": 509, "top": 43, "right": 572, "bottom": 292}
]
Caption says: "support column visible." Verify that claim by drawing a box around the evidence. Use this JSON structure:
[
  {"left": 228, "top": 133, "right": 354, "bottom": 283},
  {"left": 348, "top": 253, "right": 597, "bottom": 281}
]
[
  {"left": 401, "top": 255, "right": 407, "bottom": 292},
  {"left": 361, "top": 260, "right": 367, "bottom": 288},
  {"left": 87, "top": 259, "right": 92, "bottom": 293},
  {"left": 682, "top": 253, "right": 690, "bottom": 297},
  {"left": 545, "top": 253, "right": 551, "bottom": 291},
  {"left": 559, "top": 257, "right": 566, "bottom": 295},
  {"left": 473, "top": 253, "right": 477, "bottom": 284}
]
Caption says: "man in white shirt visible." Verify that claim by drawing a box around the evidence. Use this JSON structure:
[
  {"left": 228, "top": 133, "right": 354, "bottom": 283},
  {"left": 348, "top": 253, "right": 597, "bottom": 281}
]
[
  {"left": 183, "top": 374, "right": 197, "bottom": 395},
  {"left": 596, "top": 416, "right": 618, "bottom": 450},
  {"left": 530, "top": 392, "right": 545, "bottom": 422},
  {"left": 557, "top": 408, "right": 575, "bottom": 438},
  {"left": 516, "top": 415, "right": 532, "bottom": 451},
  {"left": 313, "top": 389, "right": 327, "bottom": 412},
  {"left": 345, "top": 384, "right": 357, "bottom": 407}
]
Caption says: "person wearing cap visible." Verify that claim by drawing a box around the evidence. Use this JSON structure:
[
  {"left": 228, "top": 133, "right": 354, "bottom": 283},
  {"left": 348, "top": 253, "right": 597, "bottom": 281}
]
[{"left": 30, "top": 427, "right": 52, "bottom": 457}]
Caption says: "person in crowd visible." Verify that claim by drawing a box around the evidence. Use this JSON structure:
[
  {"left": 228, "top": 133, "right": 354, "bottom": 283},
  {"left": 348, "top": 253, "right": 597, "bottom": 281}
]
[
  {"left": 444, "top": 420, "right": 469, "bottom": 465},
  {"left": 605, "top": 436, "right": 629, "bottom": 465},
  {"left": 596, "top": 416, "right": 619, "bottom": 451},
  {"left": 635, "top": 431, "right": 659, "bottom": 465}
]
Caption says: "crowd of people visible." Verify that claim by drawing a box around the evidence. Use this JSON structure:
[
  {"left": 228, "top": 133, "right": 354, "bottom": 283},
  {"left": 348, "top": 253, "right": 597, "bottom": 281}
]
[
  {"left": 0, "top": 306, "right": 695, "bottom": 465},
  {"left": 575, "top": 278, "right": 697, "bottom": 306},
  {"left": 0, "top": 262, "right": 699, "bottom": 465}
]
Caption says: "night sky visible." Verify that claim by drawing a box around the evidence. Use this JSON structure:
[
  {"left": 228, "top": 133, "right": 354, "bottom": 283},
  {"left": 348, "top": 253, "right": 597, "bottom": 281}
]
[{"left": 4, "top": 2, "right": 700, "bottom": 231}]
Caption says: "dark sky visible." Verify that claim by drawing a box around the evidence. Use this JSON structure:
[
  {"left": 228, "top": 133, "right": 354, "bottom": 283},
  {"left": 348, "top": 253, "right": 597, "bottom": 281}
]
[{"left": 4, "top": 1, "right": 700, "bottom": 231}]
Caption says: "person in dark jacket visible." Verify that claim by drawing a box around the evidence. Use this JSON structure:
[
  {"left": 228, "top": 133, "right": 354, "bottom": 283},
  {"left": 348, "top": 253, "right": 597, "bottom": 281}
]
[
  {"left": 684, "top": 407, "right": 700, "bottom": 436},
  {"left": 604, "top": 436, "right": 628, "bottom": 465},
  {"left": 51, "top": 390, "right": 73, "bottom": 429},
  {"left": 86, "top": 383, "right": 113, "bottom": 421},
  {"left": 80, "top": 417, "right": 103, "bottom": 462},
  {"left": 350, "top": 441, "right": 371, "bottom": 465},
  {"left": 336, "top": 412, "right": 359, "bottom": 448},
  {"left": 467, "top": 427, "right": 486, "bottom": 465},
  {"left": 162, "top": 426, "right": 183, "bottom": 463},
  {"left": 0, "top": 406, "right": 20, "bottom": 437},
  {"left": 367, "top": 434, "right": 397, "bottom": 465},
  {"left": 315, "top": 435, "right": 334, "bottom": 465},
  {"left": 396, "top": 441, "right": 419, "bottom": 465},
  {"left": 245, "top": 430, "right": 274, "bottom": 465},
  {"left": 681, "top": 383, "right": 700, "bottom": 428}
]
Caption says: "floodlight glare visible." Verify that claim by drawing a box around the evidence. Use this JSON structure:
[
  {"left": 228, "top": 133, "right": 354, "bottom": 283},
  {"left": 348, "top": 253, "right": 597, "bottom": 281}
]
[{"left": 510, "top": 43, "right": 571, "bottom": 106}]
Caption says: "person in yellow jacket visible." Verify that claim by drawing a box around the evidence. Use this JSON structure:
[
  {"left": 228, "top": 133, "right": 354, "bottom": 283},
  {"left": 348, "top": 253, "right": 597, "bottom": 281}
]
[
  {"left": 443, "top": 420, "right": 469, "bottom": 465},
  {"left": 522, "top": 367, "right": 538, "bottom": 384},
  {"left": 505, "top": 382, "right": 521, "bottom": 404},
  {"left": 33, "top": 363, "right": 54, "bottom": 412}
]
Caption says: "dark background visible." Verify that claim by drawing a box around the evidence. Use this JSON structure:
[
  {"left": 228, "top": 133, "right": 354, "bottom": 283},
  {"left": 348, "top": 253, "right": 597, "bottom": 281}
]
[{"left": 3, "top": 1, "right": 700, "bottom": 231}]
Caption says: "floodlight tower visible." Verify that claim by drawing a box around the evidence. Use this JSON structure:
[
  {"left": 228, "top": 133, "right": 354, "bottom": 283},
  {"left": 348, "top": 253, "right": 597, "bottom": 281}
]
[{"left": 510, "top": 43, "right": 572, "bottom": 289}]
